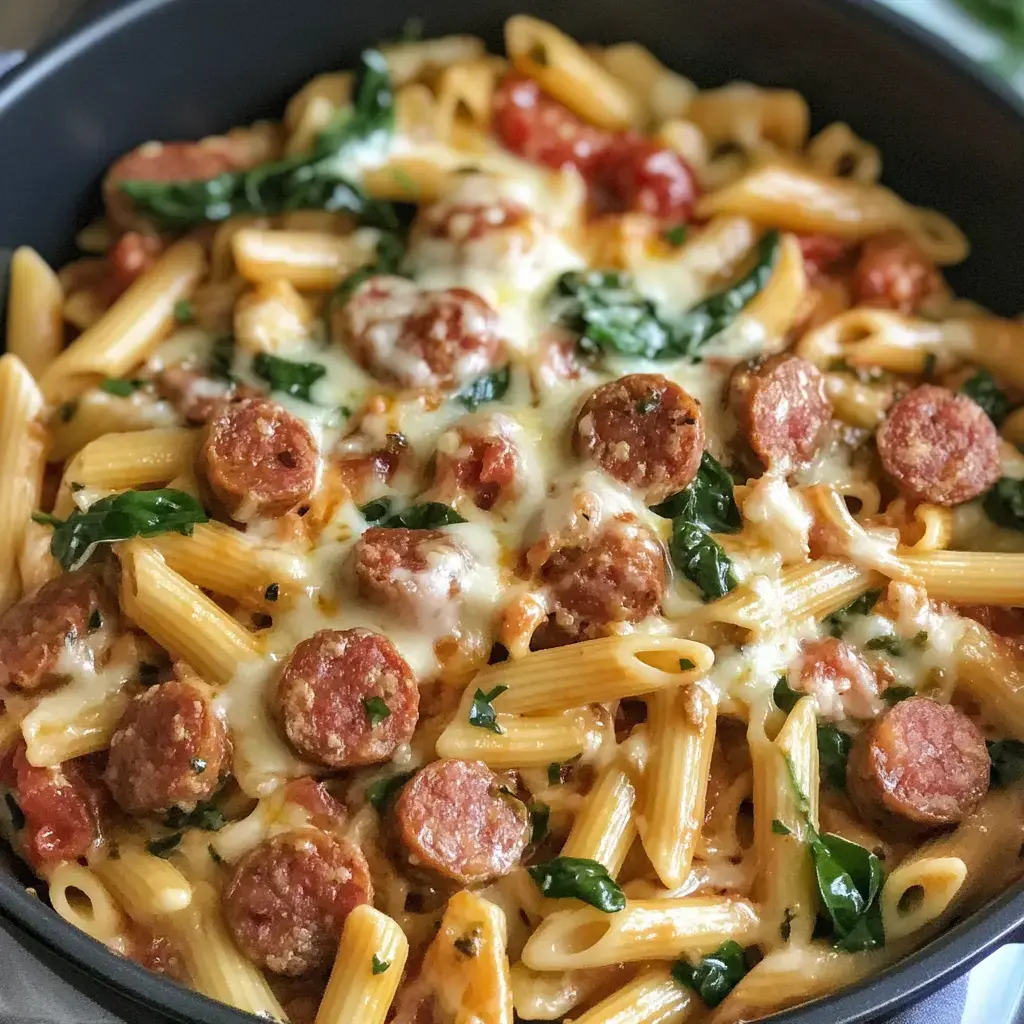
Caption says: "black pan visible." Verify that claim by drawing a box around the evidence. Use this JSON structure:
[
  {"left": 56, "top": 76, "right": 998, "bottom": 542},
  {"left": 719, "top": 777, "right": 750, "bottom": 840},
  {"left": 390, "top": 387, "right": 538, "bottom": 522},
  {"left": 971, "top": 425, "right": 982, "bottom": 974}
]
[{"left": 1, "top": 1, "right": 1023, "bottom": 1021}]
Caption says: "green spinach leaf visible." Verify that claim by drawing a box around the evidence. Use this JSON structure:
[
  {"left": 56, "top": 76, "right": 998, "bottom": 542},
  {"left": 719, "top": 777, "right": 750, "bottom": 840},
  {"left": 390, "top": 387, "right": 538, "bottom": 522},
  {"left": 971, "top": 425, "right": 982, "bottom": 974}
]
[
  {"left": 379, "top": 502, "right": 467, "bottom": 529},
  {"left": 650, "top": 452, "right": 741, "bottom": 534},
  {"left": 824, "top": 589, "right": 882, "bottom": 637},
  {"left": 984, "top": 478, "right": 1024, "bottom": 532},
  {"left": 366, "top": 770, "right": 415, "bottom": 811},
  {"left": 773, "top": 676, "right": 802, "bottom": 713},
  {"left": 671, "top": 940, "right": 748, "bottom": 1007},
  {"left": 988, "top": 739, "right": 1024, "bottom": 787},
  {"left": 526, "top": 856, "right": 626, "bottom": 913},
  {"left": 669, "top": 521, "right": 737, "bottom": 602},
  {"left": 35, "top": 489, "right": 208, "bottom": 571},
  {"left": 817, "top": 725, "right": 852, "bottom": 791},
  {"left": 468, "top": 685, "right": 508, "bottom": 734},
  {"left": 120, "top": 51, "right": 397, "bottom": 229},
  {"left": 960, "top": 368, "right": 1014, "bottom": 427},
  {"left": 330, "top": 229, "right": 407, "bottom": 308},
  {"left": 457, "top": 366, "right": 511, "bottom": 411},
  {"left": 252, "top": 353, "right": 327, "bottom": 402}
]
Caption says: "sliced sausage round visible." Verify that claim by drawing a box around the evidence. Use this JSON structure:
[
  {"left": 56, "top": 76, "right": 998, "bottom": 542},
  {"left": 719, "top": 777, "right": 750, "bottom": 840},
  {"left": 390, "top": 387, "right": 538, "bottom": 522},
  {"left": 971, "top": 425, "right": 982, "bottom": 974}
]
[
  {"left": 393, "top": 759, "right": 529, "bottom": 885},
  {"left": 875, "top": 384, "right": 1001, "bottom": 506},
  {"left": 4, "top": 743, "right": 106, "bottom": 871},
  {"left": 276, "top": 628, "right": 419, "bottom": 770},
  {"left": 351, "top": 528, "right": 472, "bottom": 627},
  {"left": 200, "top": 397, "right": 318, "bottom": 520},
  {"left": 847, "top": 697, "right": 989, "bottom": 836},
  {"left": 104, "top": 679, "right": 230, "bottom": 815},
  {"left": 574, "top": 374, "right": 704, "bottom": 504},
  {"left": 729, "top": 354, "right": 832, "bottom": 473},
  {"left": 222, "top": 829, "right": 373, "bottom": 976},
  {"left": 591, "top": 137, "right": 699, "bottom": 223},
  {"left": 539, "top": 516, "right": 666, "bottom": 642},
  {"left": 794, "top": 637, "right": 880, "bottom": 721},
  {"left": 852, "top": 232, "right": 942, "bottom": 315},
  {"left": 338, "top": 276, "right": 504, "bottom": 391},
  {"left": 433, "top": 414, "right": 522, "bottom": 511},
  {"left": 0, "top": 570, "right": 115, "bottom": 693}
]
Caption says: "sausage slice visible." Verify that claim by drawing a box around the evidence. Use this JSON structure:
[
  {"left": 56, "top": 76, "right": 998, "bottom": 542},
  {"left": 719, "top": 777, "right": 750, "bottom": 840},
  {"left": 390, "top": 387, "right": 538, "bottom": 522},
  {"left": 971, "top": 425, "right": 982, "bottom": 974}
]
[
  {"left": 852, "top": 232, "right": 942, "bottom": 315},
  {"left": 275, "top": 628, "right": 419, "bottom": 770},
  {"left": 351, "top": 528, "right": 472, "bottom": 626},
  {"left": 0, "top": 570, "right": 115, "bottom": 693},
  {"left": 574, "top": 374, "right": 704, "bottom": 503},
  {"left": 222, "top": 829, "right": 372, "bottom": 976},
  {"left": 847, "top": 697, "right": 990, "bottom": 836},
  {"left": 433, "top": 414, "right": 522, "bottom": 511},
  {"left": 393, "top": 759, "right": 529, "bottom": 885},
  {"left": 729, "top": 354, "right": 831, "bottom": 473},
  {"left": 200, "top": 397, "right": 318, "bottom": 520},
  {"left": 104, "top": 679, "right": 230, "bottom": 815},
  {"left": 875, "top": 385, "right": 1000, "bottom": 506}
]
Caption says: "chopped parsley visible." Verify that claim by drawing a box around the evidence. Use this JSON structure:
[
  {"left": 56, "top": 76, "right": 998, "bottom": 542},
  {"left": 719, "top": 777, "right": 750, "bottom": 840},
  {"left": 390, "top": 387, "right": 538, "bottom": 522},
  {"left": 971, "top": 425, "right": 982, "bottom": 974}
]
[{"left": 468, "top": 685, "right": 507, "bottom": 734}]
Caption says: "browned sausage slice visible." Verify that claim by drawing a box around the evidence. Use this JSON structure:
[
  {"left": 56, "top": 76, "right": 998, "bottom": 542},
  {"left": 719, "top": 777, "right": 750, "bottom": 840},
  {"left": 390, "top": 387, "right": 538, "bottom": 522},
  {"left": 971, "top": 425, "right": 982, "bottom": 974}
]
[
  {"left": 351, "top": 528, "right": 471, "bottom": 625},
  {"left": 574, "top": 374, "right": 704, "bottom": 504},
  {"left": 729, "top": 354, "right": 832, "bottom": 473},
  {"left": 539, "top": 516, "right": 666, "bottom": 643},
  {"left": 104, "top": 679, "right": 230, "bottom": 815},
  {"left": 222, "top": 829, "right": 372, "bottom": 976},
  {"left": 433, "top": 414, "right": 522, "bottom": 511},
  {"left": 875, "top": 384, "right": 1001, "bottom": 506},
  {"left": 852, "top": 232, "right": 942, "bottom": 315},
  {"left": 200, "top": 397, "right": 318, "bottom": 520},
  {"left": 337, "top": 276, "right": 504, "bottom": 391},
  {"left": 276, "top": 628, "right": 419, "bottom": 770},
  {"left": 0, "top": 570, "right": 115, "bottom": 693},
  {"left": 847, "top": 697, "right": 989, "bottom": 836},
  {"left": 393, "top": 759, "right": 529, "bottom": 884}
]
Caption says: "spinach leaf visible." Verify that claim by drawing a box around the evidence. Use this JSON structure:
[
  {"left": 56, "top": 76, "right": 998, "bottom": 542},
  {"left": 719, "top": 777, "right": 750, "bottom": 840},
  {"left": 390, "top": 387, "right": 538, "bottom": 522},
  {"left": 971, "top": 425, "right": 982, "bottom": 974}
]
[
  {"left": 529, "top": 802, "right": 551, "bottom": 845},
  {"left": 984, "top": 478, "right": 1024, "bottom": 532},
  {"left": 824, "top": 589, "right": 882, "bottom": 637},
  {"left": 784, "top": 757, "right": 885, "bottom": 951},
  {"left": 817, "top": 725, "right": 852, "bottom": 791},
  {"left": 550, "top": 232, "right": 779, "bottom": 362},
  {"left": 36, "top": 489, "right": 208, "bottom": 571},
  {"left": 146, "top": 833, "right": 183, "bottom": 858},
  {"left": 771, "top": 819, "right": 792, "bottom": 836},
  {"left": 173, "top": 299, "right": 195, "bottom": 324},
  {"left": 671, "top": 940, "right": 748, "bottom": 1007},
  {"left": 208, "top": 336, "right": 236, "bottom": 381},
  {"left": 457, "top": 366, "right": 511, "bottom": 411},
  {"left": 468, "top": 685, "right": 508, "bottom": 734},
  {"left": 99, "top": 378, "right": 144, "bottom": 397},
  {"left": 669, "top": 521, "right": 737, "bottom": 602},
  {"left": 664, "top": 224, "right": 688, "bottom": 247},
  {"left": 359, "top": 497, "right": 393, "bottom": 523},
  {"left": 366, "top": 770, "right": 415, "bottom": 811},
  {"left": 164, "top": 800, "right": 227, "bottom": 832},
  {"left": 865, "top": 635, "right": 905, "bottom": 656},
  {"left": 526, "top": 856, "right": 626, "bottom": 913},
  {"left": 988, "top": 739, "right": 1024, "bottom": 787},
  {"left": 252, "top": 353, "right": 327, "bottom": 402},
  {"left": 330, "top": 229, "right": 407, "bottom": 308},
  {"left": 773, "top": 676, "right": 802, "bottom": 713},
  {"left": 371, "top": 954, "right": 391, "bottom": 975},
  {"left": 121, "top": 51, "right": 397, "bottom": 229},
  {"left": 650, "top": 452, "right": 741, "bottom": 534},
  {"left": 960, "top": 369, "right": 1014, "bottom": 427},
  {"left": 379, "top": 502, "right": 467, "bottom": 529},
  {"left": 670, "top": 230, "right": 781, "bottom": 357}
]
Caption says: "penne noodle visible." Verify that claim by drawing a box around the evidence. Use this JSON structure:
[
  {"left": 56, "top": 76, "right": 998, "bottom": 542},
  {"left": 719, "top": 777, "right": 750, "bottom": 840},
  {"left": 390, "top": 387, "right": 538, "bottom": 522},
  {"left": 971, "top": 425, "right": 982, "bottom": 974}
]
[
  {"left": 232, "top": 228, "right": 378, "bottom": 289},
  {"left": 6, "top": 247, "right": 65, "bottom": 379}
]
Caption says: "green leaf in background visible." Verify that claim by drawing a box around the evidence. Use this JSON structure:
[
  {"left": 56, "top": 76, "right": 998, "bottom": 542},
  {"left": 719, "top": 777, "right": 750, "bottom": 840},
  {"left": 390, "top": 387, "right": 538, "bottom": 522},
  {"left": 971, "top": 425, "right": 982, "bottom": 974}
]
[
  {"left": 526, "top": 856, "right": 626, "bottom": 913},
  {"left": 954, "top": 0, "right": 1024, "bottom": 49},
  {"left": 984, "top": 477, "right": 1024, "bottom": 531}
]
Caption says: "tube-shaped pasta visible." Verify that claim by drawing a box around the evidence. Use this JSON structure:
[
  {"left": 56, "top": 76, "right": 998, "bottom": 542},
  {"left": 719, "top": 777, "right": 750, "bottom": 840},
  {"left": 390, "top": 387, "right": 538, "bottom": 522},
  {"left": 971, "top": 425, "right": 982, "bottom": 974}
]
[
  {"left": 740, "top": 232, "right": 807, "bottom": 343},
  {"left": 49, "top": 390, "right": 178, "bottom": 463},
  {"left": 505, "top": 16, "right": 641, "bottom": 129},
  {"left": 594, "top": 43, "right": 696, "bottom": 125},
  {"left": 118, "top": 539, "right": 261, "bottom": 686},
  {"left": 147, "top": 520, "right": 307, "bottom": 609},
  {"left": 6, "top": 247, "right": 64, "bottom": 379},
  {"left": 232, "top": 228, "right": 377, "bottom": 289},
  {"left": 483, "top": 635, "right": 714, "bottom": 715},
  {"left": 569, "top": 968, "right": 699, "bottom": 1024},
  {"left": 49, "top": 863, "right": 128, "bottom": 948},
  {"left": 315, "top": 905, "right": 409, "bottom": 1024},
  {"left": 381, "top": 35, "right": 486, "bottom": 86},
  {"left": 806, "top": 122, "right": 881, "bottom": 184},
  {"left": 898, "top": 551, "right": 1024, "bottom": 605},
  {"left": 510, "top": 963, "right": 612, "bottom": 1022},
  {"left": 753, "top": 698, "right": 819, "bottom": 948},
  {"left": 521, "top": 898, "right": 761, "bottom": 970},
  {"left": 956, "top": 621, "right": 1024, "bottom": 741},
  {"left": 696, "top": 165, "right": 968, "bottom": 264},
  {"left": 561, "top": 762, "right": 637, "bottom": 878},
  {"left": 880, "top": 856, "right": 966, "bottom": 943},
  {"left": 0, "top": 355, "right": 45, "bottom": 614},
  {"left": 40, "top": 241, "right": 206, "bottom": 401},
  {"left": 54, "top": 427, "right": 200, "bottom": 516},
  {"left": 686, "top": 84, "right": 810, "bottom": 152},
  {"left": 93, "top": 846, "right": 194, "bottom": 920},
  {"left": 639, "top": 683, "right": 717, "bottom": 889}
]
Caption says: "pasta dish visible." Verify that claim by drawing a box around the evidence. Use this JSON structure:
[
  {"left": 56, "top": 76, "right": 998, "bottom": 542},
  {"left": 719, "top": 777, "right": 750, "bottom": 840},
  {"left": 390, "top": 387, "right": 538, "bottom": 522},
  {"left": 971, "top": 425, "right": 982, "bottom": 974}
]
[{"left": 3, "top": 16, "right": 1024, "bottom": 1023}]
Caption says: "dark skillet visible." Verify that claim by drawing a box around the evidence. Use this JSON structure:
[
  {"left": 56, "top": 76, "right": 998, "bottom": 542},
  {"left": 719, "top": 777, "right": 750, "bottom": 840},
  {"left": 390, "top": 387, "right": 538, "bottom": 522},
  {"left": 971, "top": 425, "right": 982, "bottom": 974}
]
[{"left": 0, "top": 1, "right": 1023, "bottom": 1022}]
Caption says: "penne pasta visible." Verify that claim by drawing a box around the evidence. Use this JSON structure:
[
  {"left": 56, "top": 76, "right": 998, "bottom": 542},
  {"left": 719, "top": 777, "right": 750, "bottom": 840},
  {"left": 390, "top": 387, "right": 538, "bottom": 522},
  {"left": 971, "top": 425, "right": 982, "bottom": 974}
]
[
  {"left": 6, "top": 247, "right": 64, "bottom": 379},
  {"left": 232, "top": 228, "right": 378, "bottom": 289}
]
